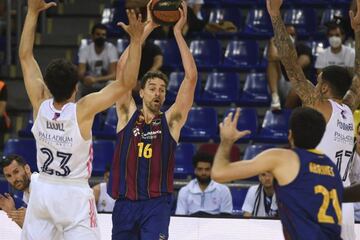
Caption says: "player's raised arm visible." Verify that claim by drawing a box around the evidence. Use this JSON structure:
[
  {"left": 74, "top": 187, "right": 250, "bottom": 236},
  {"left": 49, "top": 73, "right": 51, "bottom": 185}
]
[
  {"left": 19, "top": 0, "right": 56, "bottom": 115},
  {"left": 343, "top": 0, "right": 360, "bottom": 111},
  {"left": 267, "top": 0, "right": 319, "bottom": 107},
  {"left": 77, "top": 10, "right": 144, "bottom": 117},
  {"left": 166, "top": 2, "right": 198, "bottom": 129}
]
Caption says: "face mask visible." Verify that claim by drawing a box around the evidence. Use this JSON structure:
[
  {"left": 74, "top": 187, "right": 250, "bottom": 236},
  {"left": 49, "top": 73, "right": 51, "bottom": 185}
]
[
  {"left": 329, "top": 36, "right": 342, "bottom": 48},
  {"left": 94, "top": 37, "right": 106, "bottom": 47}
]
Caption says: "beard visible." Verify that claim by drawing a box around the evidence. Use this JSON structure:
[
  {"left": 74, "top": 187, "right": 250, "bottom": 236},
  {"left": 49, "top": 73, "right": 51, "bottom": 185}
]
[
  {"left": 145, "top": 100, "right": 162, "bottom": 113},
  {"left": 13, "top": 175, "right": 30, "bottom": 191},
  {"left": 196, "top": 175, "right": 211, "bottom": 185}
]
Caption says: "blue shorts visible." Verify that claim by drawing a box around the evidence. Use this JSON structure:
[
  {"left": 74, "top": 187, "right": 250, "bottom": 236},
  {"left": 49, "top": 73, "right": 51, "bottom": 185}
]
[{"left": 112, "top": 195, "right": 172, "bottom": 240}]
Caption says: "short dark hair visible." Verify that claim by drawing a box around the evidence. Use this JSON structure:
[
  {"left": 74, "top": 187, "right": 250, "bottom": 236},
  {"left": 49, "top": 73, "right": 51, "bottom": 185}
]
[
  {"left": 326, "top": 22, "right": 345, "bottom": 35},
  {"left": 290, "top": 107, "right": 326, "bottom": 149},
  {"left": 192, "top": 153, "right": 213, "bottom": 168},
  {"left": 321, "top": 65, "right": 352, "bottom": 98},
  {"left": 91, "top": 23, "right": 108, "bottom": 35},
  {"left": 140, "top": 71, "right": 169, "bottom": 89},
  {"left": 1, "top": 154, "right": 27, "bottom": 170},
  {"left": 44, "top": 59, "right": 79, "bottom": 103}
]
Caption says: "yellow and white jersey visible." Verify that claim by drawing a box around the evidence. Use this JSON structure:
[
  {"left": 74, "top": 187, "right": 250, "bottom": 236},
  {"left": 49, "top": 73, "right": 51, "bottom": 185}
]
[{"left": 32, "top": 99, "right": 93, "bottom": 181}]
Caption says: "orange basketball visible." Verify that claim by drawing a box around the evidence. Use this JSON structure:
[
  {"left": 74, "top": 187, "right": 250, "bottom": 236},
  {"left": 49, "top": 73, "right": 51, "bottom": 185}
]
[{"left": 151, "top": 0, "right": 181, "bottom": 26}]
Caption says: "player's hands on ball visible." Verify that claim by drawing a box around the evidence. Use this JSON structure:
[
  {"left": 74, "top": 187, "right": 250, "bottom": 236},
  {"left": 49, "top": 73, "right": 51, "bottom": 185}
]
[
  {"left": 266, "top": 0, "right": 283, "bottom": 17},
  {"left": 350, "top": 0, "right": 360, "bottom": 32},
  {"left": 28, "top": 0, "right": 57, "bottom": 13},
  {"left": 174, "top": 1, "right": 187, "bottom": 33},
  {"left": 118, "top": 10, "right": 146, "bottom": 42},
  {"left": 219, "top": 108, "right": 251, "bottom": 144},
  {"left": 147, "top": 0, "right": 160, "bottom": 29}
]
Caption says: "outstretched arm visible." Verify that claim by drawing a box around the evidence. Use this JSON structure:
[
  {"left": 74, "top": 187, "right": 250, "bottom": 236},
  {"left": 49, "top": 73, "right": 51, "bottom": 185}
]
[
  {"left": 166, "top": 2, "right": 198, "bottom": 138},
  {"left": 19, "top": 0, "right": 56, "bottom": 116},
  {"left": 343, "top": 0, "right": 360, "bottom": 111},
  {"left": 267, "top": 0, "right": 319, "bottom": 107}
]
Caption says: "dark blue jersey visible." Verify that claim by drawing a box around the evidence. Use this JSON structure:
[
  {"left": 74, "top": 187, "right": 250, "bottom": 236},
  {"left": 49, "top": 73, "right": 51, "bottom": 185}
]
[{"left": 275, "top": 148, "right": 344, "bottom": 240}]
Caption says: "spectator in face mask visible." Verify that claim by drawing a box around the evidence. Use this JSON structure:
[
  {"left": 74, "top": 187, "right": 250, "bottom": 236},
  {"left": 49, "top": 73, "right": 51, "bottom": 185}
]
[
  {"left": 77, "top": 23, "right": 118, "bottom": 97},
  {"left": 175, "top": 153, "right": 233, "bottom": 216},
  {"left": 315, "top": 22, "right": 355, "bottom": 74}
]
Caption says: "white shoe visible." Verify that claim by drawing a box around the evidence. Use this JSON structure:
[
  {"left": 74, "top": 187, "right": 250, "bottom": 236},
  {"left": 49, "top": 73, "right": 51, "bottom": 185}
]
[{"left": 271, "top": 93, "right": 281, "bottom": 111}]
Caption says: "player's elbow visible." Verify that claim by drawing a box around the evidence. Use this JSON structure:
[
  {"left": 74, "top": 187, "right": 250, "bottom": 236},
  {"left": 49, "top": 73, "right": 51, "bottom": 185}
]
[{"left": 211, "top": 168, "right": 227, "bottom": 183}]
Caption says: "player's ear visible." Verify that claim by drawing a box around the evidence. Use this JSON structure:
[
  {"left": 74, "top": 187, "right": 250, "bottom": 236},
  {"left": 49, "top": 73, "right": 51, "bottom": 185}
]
[
  {"left": 288, "top": 130, "right": 294, "bottom": 147},
  {"left": 139, "top": 88, "right": 144, "bottom": 99},
  {"left": 24, "top": 164, "right": 31, "bottom": 176}
]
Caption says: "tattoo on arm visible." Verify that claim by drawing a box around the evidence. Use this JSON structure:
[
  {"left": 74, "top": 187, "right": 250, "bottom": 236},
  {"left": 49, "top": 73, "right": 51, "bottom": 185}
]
[
  {"left": 343, "top": 31, "right": 360, "bottom": 111},
  {"left": 270, "top": 15, "right": 318, "bottom": 107}
]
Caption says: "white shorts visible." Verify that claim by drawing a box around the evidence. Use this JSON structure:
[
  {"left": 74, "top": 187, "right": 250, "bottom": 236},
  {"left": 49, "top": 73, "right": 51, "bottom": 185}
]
[
  {"left": 342, "top": 202, "right": 356, "bottom": 240},
  {"left": 21, "top": 174, "right": 100, "bottom": 240}
]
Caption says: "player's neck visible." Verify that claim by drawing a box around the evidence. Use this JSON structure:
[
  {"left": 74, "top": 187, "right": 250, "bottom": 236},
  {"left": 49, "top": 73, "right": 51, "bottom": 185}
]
[
  {"left": 330, "top": 45, "right": 342, "bottom": 54},
  {"left": 141, "top": 108, "right": 160, "bottom": 124},
  {"left": 199, "top": 183, "right": 209, "bottom": 192},
  {"left": 53, "top": 100, "right": 72, "bottom": 111}
]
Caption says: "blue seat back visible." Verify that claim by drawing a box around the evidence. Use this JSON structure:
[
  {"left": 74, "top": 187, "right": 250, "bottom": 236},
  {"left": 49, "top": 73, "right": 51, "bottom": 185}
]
[
  {"left": 153, "top": 39, "right": 181, "bottom": 68},
  {"left": 3, "top": 139, "right": 37, "bottom": 172},
  {"left": 92, "top": 140, "right": 115, "bottom": 176},
  {"left": 166, "top": 72, "right": 202, "bottom": 103},
  {"left": 283, "top": 8, "right": 316, "bottom": 34},
  {"left": 174, "top": 143, "right": 196, "bottom": 178},
  {"left": 224, "top": 108, "right": 258, "bottom": 139},
  {"left": 244, "top": 73, "right": 268, "bottom": 94},
  {"left": 244, "top": 9, "right": 272, "bottom": 35},
  {"left": 203, "top": 72, "right": 240, "bottom": 103},
  {"left": 208, "top": 8, "right": 242, "bottom": 29},
  {"left": 224, "top": 40, "right": 259, "bottom": 67},
  {"left": 190, "top": 39, "right": 221, "bottom": 67}
]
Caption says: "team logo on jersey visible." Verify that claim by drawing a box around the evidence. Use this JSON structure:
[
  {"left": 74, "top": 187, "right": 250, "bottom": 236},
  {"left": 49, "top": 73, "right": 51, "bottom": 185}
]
[
  {"left": 52, "top": 112, "right": 60, "bottom": 121},
  {"left": 133, "top": 127, "right": 141, "bottom": 137},
  {"left": 152, "top": 119, "right": 161, "bottom": 126}
]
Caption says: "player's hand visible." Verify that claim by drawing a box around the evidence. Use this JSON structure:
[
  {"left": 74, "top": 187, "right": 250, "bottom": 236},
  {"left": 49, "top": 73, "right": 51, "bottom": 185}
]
[
  {"left": 7, "top": 208, "right": 26, "bottom": 228},
  {"left": 266, "top": 0, "right": 283, "bottom": 17},
  {"left": 174, "top": 1, "right": 188, "bottom": 34},
  {"left": 350, "top": 0, "right": 360, "bottom": 32},
  {"left": 147, "top": 0, "right": 160, "bottom": 29},
  {"left": 0, "top": 193, "right": 16, "bottom": 213},
  {"left": 118, "top": 10, "right": 146, "bottom": 42},
  {"left": 219, "top": 108, "right": 251, "bottom": 144},
  {"left": 27, "top": 0, "right": 57, "bottom": 13}
]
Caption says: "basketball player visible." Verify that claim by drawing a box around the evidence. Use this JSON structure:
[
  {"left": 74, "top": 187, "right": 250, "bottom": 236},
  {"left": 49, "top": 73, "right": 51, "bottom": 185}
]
[
  {"left": 18, "top": 0, "right": 144, "bottom": 239},
  {"left": 267, "top": 1, "right": 360, "bottom": 239},
  {"left": 108, "top": 2, "right": 198, "bottom": 239},
  {"left": 212, "top": 107, "right": 344, "bottom": 240}
]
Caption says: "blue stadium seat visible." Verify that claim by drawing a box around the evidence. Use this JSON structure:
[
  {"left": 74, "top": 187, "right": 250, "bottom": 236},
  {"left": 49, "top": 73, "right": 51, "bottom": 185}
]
[
  {"left": 92, "top": 140, "right": 115, "bottom": 176},
  {"left": 231, "top": 187, "right": 249, "bottom": 215},
  {"left": 190, "top": 39, "right": 221, "bottom": 69},
  {"left": 3, "top": 139, "right": 37, "bottom": 172},
  {"left": 18, "top": 113, "right": 34, "bottom": 138},
  {"left": 199, "top": 72, "right": 240, "bottom": 106},
  {"left": 180, "top": 107, "right": 218, "bottom": 142},
  {"left": 165, "top": 72, "right": 202, "bottom": 105},
  {"left": 94, "top": 107, "right": 118, "bottom": 139},
  {"left": 223, "top": 108, "right": 258, "bottom": 142},
  {"left": 153, "top": 39, "right": 181, "bottom": 69},
  {"left": 243, "top": 9, "right": 272, "bottom": 37},
  {"left": 243, "top": 144, "right": 276, "bottom": 160},
  {"left": 174, "top": 143, "right": 196, "bottom": 179},
  {"left": 208, "top": 8, "right": 242, "bottom": 30},
  {"left": 238, "top": 73, "right": 270, "bottom": 107},
  {"left": 104, "top": 1, "right": 127, "bottom": 37},
  {"left": 0, "top": 179, "right": 9, "bottom": 194},
  {"left": 222, "top": 40, "right": 259, "bottom": 70},
  {"left": 117, "top": 38, "right": 129, "bottom": 54},
  {"left": 283, "top": 8, "right": 317, "bottom": 37},
  {"left": 256, "top": 110, "right": 292, "bottom": 143},
  {"left": 320, "top": 8, "right": 344, "bottom": 27},
  {"left": 198, "top": 143, "right": 240, "bottom": 162}
]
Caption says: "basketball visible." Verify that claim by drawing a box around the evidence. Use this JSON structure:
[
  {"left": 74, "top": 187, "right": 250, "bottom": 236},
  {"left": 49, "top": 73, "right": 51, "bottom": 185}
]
[{"left": 151, "top": 0, "right": 182, "bottom": 26}]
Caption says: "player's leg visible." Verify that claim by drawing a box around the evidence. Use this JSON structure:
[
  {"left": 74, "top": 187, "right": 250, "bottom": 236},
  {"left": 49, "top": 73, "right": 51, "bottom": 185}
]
[
  {"left": 111, "top": 199, "right": 139, "bottom": 240},
  {"left": 140, "top": 195, "right": 172, "bottom": 240}
]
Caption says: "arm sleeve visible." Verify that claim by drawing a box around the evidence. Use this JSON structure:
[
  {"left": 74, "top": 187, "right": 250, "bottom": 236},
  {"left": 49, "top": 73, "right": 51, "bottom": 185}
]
[
  {"left": 78, "top": 46, "right": 88, "bottom": 64},
  {"left": 241, "top": 186, "right": 257, "bottom": 214},
  {"left": 220, "top": 186, "right": 233, "bottom": 214},
  {"left": 175, "top": 188, "right": 188, "bottom": 215}
]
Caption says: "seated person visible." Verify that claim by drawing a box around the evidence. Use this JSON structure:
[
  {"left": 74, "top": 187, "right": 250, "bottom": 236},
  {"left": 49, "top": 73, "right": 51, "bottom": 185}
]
[
  {"left": 0, "top": 155, "right": 36, "bottom": 227},
  {"left": 242, "top": 172, "right": 278, "bottom": 217},
  {"left": 92, "top": 165, "right": 115, "bottom": 213},
  {"left": 175, "top": 153, "right": 233, "bottom": 215},
  {"left": 138, "top": 39, "right": 163, "bottom": 81},
  {"left": 77, "top": 23, "right": 118, "bottom": 97},
  {"left": 267, "top": 25, "right": 312, "bottom": 110},
  {"left": 187, "top": 0, "right": 204, "bottom": 19}
]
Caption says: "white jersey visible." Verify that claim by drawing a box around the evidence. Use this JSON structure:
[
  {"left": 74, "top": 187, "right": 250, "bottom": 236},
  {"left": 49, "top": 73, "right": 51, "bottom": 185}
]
[
  {"left": 97, "top": 182, "right": 115, "bottom": 212},
  {"left": 32, "top": 99, "right": 93, "bottom": 180},
  {"left": 317, "top": 99, "right": 354, "bottom": 187}
]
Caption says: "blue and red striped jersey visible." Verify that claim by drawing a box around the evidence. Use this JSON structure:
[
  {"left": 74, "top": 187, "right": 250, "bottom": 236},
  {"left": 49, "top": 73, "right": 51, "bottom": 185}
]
[
  {"left": 108, "top": 110, "right": 177, "bottom": 200},
  {"left": 275, "top": 148, "right": 343, "bottom": 240}
]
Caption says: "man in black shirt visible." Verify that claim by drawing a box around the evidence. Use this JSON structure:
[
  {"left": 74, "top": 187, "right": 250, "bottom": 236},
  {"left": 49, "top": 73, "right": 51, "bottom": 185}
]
[
  {"left": 267, "top": 25, "right": 313, "bottom": 110},
  {"left": 139, "top": 40, "right": 163, "bottom": 80}
]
